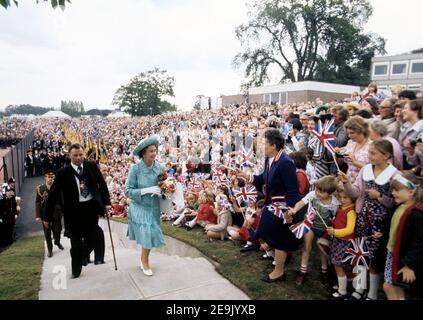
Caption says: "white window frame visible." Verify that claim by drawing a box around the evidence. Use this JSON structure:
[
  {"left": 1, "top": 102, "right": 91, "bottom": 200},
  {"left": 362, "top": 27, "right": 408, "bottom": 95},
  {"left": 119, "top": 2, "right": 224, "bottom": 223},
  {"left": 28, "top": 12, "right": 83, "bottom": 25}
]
[
  {"left": 373, "top": 62, "right": 389, "bottom": 76},
  {"left": 410, "top": 60, "right": 423, "bottom": 75},
  {"left": 390, "top": 60, "right": 408, "bottom": 76},
  {"left": 408, "top": 84, "right": 421, "bottom": 90}
]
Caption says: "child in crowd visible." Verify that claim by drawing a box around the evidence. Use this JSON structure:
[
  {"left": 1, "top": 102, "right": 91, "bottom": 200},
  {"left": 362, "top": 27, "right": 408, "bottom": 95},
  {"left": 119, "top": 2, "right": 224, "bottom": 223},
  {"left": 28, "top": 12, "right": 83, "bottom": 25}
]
[
  {"left": 185, "top": 190, "right": 216, "bottom": 229},
  {"left": 300, "top": 147, "right": 317, "bottom": 191},
  {"left": 227, "top": 195, "right": 264, "bottom": 251},
  {"left": 339, "top": 139, "right": 400, "bottom": 300},
  {"left": 287, "top": 176, "right": 339, "bottom": 285},
  {"left": 172, "top": 191, "right": 199, "bottom": 227},
  {"left": 111, "top": 198, "right": 123, "bottom": 216},
  {"left": 205, "top": 194, "right": 233, "bottom": 240},
  {"left": 383, "top": 174, "right": 423, "bottom": 300},
  {"left": 119, "top": 198, "right": 128, "bottom": 217},
  {"left": 327, "top": 186, "right": 357, "bottom": 299},
  {"left": 290, "top": 151, "right": 311, "bottom": 198}
]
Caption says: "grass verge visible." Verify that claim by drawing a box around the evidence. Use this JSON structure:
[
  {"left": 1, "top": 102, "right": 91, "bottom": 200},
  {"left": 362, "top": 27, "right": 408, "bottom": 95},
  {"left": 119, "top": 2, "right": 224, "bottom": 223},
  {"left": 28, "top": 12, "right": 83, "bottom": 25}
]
[{"left": 0, "top": 235, "right": 45, "bottom": 300}]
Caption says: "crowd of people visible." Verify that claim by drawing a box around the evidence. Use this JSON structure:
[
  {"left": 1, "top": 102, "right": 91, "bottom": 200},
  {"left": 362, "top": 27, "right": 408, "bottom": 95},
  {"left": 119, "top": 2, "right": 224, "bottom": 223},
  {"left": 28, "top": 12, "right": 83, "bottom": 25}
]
[
  {"left": 1, "top": 81, "right": 423, "bottom": 299},
  {"left": 0, "top": 118, "right": 33, "bottom": 148}
]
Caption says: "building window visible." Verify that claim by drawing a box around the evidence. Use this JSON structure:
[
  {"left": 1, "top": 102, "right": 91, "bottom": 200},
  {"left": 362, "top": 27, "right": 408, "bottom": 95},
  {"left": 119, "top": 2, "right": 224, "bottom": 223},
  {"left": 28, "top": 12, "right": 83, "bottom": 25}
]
[
  {"left": 374, "top": 64, "right": 388, "bottom": 76},
  {"left": 408, "top": 84, "right": 421, "bottom": 92},
  {"left": 411, "top": 62, "right": 423, "bottom": 74},
  {"left": 280, "top": 92, "right": 288, "bottom": 104},
  {"left": 392, "top": 63, "right": 407, "bottom": 75},
  {"left": 270, "top": 93, "right": 279, "bottom": 104}
]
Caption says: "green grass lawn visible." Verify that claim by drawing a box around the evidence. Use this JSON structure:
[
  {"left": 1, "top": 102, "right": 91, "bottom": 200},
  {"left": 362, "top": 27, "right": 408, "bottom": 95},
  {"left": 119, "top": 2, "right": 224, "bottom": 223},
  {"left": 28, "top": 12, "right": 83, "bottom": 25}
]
[
  {"left": 111, "top": 216, "right": 329, "bottom": 300},
  {"left": 0, "top": 236, "right": 45, "bottom": 300}
]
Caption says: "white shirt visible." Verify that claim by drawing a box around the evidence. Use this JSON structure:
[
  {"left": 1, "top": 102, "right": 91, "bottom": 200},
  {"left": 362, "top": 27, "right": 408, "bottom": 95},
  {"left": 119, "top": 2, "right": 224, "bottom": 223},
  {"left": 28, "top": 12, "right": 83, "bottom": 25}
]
[
  {"left": 268, "top": 157, "right": 275, "bottom": 170},
  {"left": 71, "top": 163, "right": 93, "bottom": 202}
]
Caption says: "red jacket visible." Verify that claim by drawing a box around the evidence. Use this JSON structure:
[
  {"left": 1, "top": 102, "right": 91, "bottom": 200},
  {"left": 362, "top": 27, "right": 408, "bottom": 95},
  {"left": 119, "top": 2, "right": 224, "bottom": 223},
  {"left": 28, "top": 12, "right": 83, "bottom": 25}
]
[
  {"left": 296, "top": 169, "right": 310, "bottom": 197},
  {"left": 196, "top": 202, "right": 217, "bottom": 224},
  {"left": 333, "top": 205, "right": 355, "bottom": 241}
]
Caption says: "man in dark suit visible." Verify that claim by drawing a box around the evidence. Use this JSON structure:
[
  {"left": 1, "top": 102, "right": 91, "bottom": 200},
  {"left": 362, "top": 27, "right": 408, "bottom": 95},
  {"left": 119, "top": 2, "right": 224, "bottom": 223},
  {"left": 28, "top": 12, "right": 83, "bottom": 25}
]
[
  {"left": 25, "top": 150, "right": 34, "bottom": 178},
  {"left": 45, "top": 143, "right": 111, "bottom": 278}
]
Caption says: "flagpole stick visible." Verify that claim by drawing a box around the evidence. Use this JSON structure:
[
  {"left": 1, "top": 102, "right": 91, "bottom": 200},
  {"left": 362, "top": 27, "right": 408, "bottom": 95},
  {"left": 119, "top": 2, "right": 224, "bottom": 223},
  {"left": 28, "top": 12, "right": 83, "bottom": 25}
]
[
  {"left": 330, "top": 150, "right": 341, "bottom": 173},
  {"left": 314, "top": 209, "right": 329, "bottom": 229}
]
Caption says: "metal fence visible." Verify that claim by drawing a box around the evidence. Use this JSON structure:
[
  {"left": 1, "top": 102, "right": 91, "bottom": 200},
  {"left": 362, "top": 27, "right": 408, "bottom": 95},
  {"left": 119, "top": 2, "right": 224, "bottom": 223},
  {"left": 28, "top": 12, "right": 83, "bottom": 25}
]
[{"left": 0, "top": 129, "right": 35, "bottom": 195}]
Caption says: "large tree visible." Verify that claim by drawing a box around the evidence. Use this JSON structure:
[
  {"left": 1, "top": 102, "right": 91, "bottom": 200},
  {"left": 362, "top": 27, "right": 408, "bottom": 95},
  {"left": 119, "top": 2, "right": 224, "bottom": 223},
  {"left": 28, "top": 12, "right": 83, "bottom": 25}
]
[
  {"left": 234, "top": 0, "right": 386, "bottom": 87},
  {"left": 0, "top": 0, "right": 71, "bottom": 9},
  {"left": 60, "top": 100, "right": 85, "bottom": 117},
  {"left": 113, "top": 68, "right": 176, "bottom": 117}
]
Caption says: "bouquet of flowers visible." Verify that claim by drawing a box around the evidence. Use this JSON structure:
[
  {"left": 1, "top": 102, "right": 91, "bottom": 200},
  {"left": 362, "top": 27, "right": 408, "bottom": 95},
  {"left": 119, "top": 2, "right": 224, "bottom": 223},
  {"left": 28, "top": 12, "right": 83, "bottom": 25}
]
[
  {"left": 158, "top": 171, "right": 176, "bottom": 216},
  {"left": 158, "top": 172, "right": 176, "bottom": 199}
]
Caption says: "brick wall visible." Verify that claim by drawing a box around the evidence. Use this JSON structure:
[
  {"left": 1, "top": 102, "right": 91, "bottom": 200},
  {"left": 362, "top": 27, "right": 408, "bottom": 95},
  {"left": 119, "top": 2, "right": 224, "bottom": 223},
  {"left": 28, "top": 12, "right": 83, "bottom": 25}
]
[
  {"left": 221, "top": 94, "right": 263, "bottom": 106},
  {"left": 288, "top": 90, "right": 350, "bottom": 104}
]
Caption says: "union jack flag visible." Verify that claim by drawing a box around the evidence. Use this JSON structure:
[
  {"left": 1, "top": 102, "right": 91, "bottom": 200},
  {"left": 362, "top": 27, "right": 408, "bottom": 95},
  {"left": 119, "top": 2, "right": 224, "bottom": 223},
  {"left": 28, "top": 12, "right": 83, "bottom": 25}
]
[
  {"left": 212, "top": 172, "right": 231, "bottom": 188},
  {"left": 211, "top": 162, "right": 224, "bottom": 173},
  {"left": 289, "top": 218, "right": 313, "bottom": 239},
  {"left": 342, "top": 237, "right": 370, "bottom": 269},
  {"left": 247, "top": 128, "right": 256, "bottom": 139},
  {"left": 232, "top": 185, "right": 258, "bottom": 205},
  {"left": 267, "top": 202, "right": 289, "bottom": 223},
  {"left": 238, "top": 145, "right": 255, "bottom": 170},
  {"left": 193, "top": 173, "right": 210, "bottom": 181},
  {"left": 212, "top": 170, "right": 225, "bottom": 183},
  {"left": 305, "top": 205, "right": 317, "bottom": 221},
  {"left": 188, "top": 180, "right": 202, "bottom": 190},
  {"left": 224, "top": 155, "right": 236, "bottom": 167},
  {"left": 312, "top": 118, "right": 336, "bottom": 154}
]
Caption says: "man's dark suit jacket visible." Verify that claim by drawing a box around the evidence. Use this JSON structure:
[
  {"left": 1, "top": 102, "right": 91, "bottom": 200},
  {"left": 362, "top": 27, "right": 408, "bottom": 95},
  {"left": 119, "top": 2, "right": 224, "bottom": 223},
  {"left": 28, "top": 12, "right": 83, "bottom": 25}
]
[{"left": 45, "top": 161, "right": 111, "bottom": 236}]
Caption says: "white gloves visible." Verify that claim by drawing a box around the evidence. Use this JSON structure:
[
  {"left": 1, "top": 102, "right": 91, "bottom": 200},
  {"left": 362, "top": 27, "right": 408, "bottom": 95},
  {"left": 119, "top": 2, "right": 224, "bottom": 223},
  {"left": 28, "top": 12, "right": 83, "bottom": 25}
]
[{"left": 140, "top": 186, "right": 161, "bottom": 197}]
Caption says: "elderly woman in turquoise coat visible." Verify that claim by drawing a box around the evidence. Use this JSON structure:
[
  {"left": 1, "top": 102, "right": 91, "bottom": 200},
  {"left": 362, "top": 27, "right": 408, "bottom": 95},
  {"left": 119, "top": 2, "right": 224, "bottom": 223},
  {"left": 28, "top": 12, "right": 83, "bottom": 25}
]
[{"left": 126, "top": 135, "right": 165, "bottom": 276}]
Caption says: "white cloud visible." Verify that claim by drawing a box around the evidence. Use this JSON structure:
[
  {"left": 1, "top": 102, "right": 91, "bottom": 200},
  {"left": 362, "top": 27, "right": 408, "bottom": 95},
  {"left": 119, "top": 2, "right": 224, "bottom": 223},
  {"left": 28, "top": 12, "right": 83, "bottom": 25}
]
[{"left": 0, "top": 0, "right": 421, "bottom": 111}]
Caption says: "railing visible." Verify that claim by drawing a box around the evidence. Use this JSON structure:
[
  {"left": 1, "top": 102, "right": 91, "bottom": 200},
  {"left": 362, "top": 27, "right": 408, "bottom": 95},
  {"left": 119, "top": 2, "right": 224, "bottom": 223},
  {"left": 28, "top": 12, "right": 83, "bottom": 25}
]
[{"left": 0, "top": 129, "right": 35, "bottom": 195}]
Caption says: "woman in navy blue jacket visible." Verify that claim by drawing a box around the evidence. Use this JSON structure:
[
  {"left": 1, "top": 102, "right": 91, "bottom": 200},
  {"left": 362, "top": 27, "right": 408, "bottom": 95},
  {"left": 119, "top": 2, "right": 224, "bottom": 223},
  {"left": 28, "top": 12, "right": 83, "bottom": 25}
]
[{"left": 237, "top": 129, "right": 300, "bottom": 282}]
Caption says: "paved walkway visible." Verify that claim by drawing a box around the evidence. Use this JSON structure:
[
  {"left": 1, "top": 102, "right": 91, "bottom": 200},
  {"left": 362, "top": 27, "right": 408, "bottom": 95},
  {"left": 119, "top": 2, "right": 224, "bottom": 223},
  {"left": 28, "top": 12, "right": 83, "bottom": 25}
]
[
  {"left": 15, "top": 176, "right": 44, "bottom": 238},
  {"left": 38, "top": 220, "right": 250, "bottom": 300}
]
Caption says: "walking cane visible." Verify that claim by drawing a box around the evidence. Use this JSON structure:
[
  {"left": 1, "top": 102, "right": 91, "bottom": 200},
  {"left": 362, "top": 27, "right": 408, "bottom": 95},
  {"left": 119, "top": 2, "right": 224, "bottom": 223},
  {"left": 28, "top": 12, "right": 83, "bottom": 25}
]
[{"left": 105, "top": 208, "right": 118, "bottom": 271}]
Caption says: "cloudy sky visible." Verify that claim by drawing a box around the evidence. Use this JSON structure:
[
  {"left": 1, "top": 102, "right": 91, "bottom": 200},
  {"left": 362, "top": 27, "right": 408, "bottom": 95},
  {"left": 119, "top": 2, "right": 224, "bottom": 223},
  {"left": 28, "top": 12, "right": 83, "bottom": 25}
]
[{"left": 0, "top": 0, "right": 422, "bottom": 111}]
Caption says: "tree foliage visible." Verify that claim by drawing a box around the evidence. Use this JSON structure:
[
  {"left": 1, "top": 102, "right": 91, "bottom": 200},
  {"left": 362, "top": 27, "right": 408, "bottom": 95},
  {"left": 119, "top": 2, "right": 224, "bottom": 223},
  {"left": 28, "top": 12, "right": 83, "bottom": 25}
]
[
  {"left": 234, "top": 0, "right": 386, "bottom": 87},
  {"left": 60, "top": 100, "right": 85, "bottom": 117},
  {"left": 1, "top": 0, "right": 71, "bottom": 10},
  {"left": 4, "top": 104, "right": 53, "bottom": 115},
  {"left": 112, "top": 68, "right": 176, "bottom": 117}
]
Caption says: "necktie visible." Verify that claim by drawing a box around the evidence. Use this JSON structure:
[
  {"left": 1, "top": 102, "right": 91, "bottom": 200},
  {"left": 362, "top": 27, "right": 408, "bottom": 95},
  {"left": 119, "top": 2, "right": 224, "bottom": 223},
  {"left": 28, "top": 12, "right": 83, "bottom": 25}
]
[{"left": 77, "top": 166, "right": 89, "bottom": 198}]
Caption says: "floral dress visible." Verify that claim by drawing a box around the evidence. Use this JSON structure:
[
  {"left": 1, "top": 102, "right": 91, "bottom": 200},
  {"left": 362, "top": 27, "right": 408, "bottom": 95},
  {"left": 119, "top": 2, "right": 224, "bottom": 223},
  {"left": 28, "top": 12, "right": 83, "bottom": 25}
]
[{"left": 356, "top": 164, "right": 396, "bottom": 270}]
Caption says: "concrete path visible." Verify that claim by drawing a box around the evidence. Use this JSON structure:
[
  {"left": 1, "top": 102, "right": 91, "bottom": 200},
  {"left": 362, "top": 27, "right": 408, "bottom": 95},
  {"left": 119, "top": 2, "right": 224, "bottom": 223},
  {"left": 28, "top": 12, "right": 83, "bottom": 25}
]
[
  {"left": 15, "top": 176, "right": 44, "bottom": 239},
  {"left": 38, "top": 220, "right": 250, "bottom": 300}
]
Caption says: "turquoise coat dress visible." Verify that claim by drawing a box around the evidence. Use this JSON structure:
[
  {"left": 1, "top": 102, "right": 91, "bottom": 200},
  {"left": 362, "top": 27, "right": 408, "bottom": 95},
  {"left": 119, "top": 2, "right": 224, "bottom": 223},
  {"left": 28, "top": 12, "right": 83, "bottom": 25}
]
[{"left": 126, "top": 159, "right": 165, "bottom": 249}]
